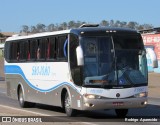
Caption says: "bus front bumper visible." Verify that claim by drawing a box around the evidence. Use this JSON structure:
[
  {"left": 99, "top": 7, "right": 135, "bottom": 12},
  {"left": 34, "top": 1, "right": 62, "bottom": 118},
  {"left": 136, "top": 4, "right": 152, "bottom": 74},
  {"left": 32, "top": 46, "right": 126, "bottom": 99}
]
[{"left": 82, "top": 97, "right": 147, "bottom": 110}]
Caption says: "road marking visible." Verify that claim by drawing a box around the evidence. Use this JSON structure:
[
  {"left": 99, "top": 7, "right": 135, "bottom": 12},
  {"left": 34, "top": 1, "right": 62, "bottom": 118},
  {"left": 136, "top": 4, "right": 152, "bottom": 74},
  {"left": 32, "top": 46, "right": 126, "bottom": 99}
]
[
  {"left": 0, "top": 104, "right": 50, "bottom": 116},
  {"left": 0, "top": 104, "right": 98, "bottom": 125},
  {"left": 0, "top": 91, "right": 6, "bottom": 94}
]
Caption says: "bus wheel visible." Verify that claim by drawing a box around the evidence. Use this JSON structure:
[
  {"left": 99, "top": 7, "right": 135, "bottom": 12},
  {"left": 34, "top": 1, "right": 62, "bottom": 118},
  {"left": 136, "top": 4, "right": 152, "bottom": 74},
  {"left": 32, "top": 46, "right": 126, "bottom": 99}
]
[
  {"left": 64, "top": 92, "right": 76, "bottom": 117},
  {"left": 18, "top": 87, "right": 29, "bottom": 108},
  {"left": 115, "top": 109, "right": 128, "bottom": 118}
]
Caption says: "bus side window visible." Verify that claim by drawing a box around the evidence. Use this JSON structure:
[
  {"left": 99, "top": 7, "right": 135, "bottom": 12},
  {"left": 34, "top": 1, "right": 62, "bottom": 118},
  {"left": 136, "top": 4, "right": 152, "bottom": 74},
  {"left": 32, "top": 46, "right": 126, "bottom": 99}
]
[
  {"left": 27, "top": 41, "right": 31, "bottom": 60},
  {"left": 36, "top": 39, "right": 41, "bottom": 60},
  {"left": 69, "top": 34, "right": 82, "bottom": 86},
  {"left": 37, "top": 39, "right": 46, "bottom": 60},
  {"left": 30, "top": 39, "right": 38, "bottom": 60},
  {"left": 46, "top": 38, "right": 50, "bottom": 59},
  {"left": 49, "top": 37, "right": 57, "bottom": 60},
  {"left": 16, "top": 42, "right": 20, "bottom": 61},
  {"left": 16, "top": 43, "right": 20, "bottom": 61},
  {"left": 64, "top": 38, "right": 68, "bottom": 58},
  {"left": 37, "top": 46, "right": 40, "bottom": 60},
  {"left": 17, "top": 51, "right": 20, "bottom": 61},
  {"left": 28, "top": 51, "right": 30, "bottom": 60},
  {"left": 57, "top": 35, "right": 68, "bottom": 61},
  {"left": 20, "top": 41, "right": 28, "bottom": 61},
  {"left": 40, "top": 38, "right": 46, "bottom": 60},
  {"left": 10, "top": 42, "right": 18, "bottom": 61},
  {"left": 4, "top": 42, "right": 10, "bottom": 62}
]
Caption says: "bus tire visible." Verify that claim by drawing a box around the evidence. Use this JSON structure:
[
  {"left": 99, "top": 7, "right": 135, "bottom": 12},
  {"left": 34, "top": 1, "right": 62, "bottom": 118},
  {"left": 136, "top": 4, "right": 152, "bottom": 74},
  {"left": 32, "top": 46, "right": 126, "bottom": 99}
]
[
  {"left": 18, "top": 87, "right": 30, "bottom": 108},
  {"left": 64, "top": 92, "right": 76, "bottom": 117},
  {"left": 115, "top": 109, "right": 128, "bottom": 117}
]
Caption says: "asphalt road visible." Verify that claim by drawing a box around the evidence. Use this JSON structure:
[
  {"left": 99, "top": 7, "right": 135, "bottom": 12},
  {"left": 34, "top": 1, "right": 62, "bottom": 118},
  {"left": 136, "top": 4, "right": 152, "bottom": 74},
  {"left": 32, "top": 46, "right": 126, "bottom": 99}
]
[{"left": 0, "top": 74, "right": 160, "bottom": 125}]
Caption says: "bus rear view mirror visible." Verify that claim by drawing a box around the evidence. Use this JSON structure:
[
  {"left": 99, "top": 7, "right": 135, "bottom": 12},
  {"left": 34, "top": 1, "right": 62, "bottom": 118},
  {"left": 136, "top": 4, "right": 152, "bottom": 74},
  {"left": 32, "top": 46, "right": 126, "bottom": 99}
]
[
  {"left": 76, "top": 46, "right": 84, "bottom": 66},
  {"left": 152, "top": 60, "right": 158, "bottom": 68},
  {"left": 146, "top": 48, "right": 158, "bottom": 68}
]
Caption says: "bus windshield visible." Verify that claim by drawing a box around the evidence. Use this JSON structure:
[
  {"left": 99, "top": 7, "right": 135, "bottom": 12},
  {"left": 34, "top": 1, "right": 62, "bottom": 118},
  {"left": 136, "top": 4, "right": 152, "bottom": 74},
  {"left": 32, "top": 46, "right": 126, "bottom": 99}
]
[{"left": 81, "top": 35, "right": 148, "bottom": 88}]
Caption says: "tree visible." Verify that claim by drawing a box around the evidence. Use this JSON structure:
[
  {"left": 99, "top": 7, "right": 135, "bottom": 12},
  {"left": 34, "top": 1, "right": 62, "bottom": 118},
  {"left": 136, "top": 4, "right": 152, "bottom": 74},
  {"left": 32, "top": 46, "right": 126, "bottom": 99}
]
[
  {"left": 114, "top": 20, "right": 121, "bottom": 27},
  {"left": 21, "top": 25, "right": 30, "bottom": 33},
  {"left": 119, "top": 21, "right": 127, "bottom": 27},
  {"left": 100, "top": 20, "right": 109, "bottom": 26},
  {"left": 31, "top": 26, "right": 37, "bottom": 33},
  {"left": 36, "top": 23, "right": 46, "bottom": 32},
  {"left": 47, "top": 24, "right": 55, "bottom": 32},
  {"left": 109, "top": 20, "right": 114, "bottom": 27},
  {"left": 137, "top": 25, "right": 144, "bottom": 30},
  {"left": 68, "top": 21, "right": 75, "bottom": 28},
  {"left": 127, "top": 21, "right": 138, "bottom": 29},
  {"left": 20, "top": 20, "right": 154, "bottom": 33},
  {"left": 54, "top": 23, "right": 59, "bottom": 31},
  {"left": 142, "top": 24, "right": 153, "bottom": 30},
  {"left": 61, "top": 22, "right": 68, "bottom": 30},
  {"left": 75, "top": 21, "right": 83, "bottom": 28}
]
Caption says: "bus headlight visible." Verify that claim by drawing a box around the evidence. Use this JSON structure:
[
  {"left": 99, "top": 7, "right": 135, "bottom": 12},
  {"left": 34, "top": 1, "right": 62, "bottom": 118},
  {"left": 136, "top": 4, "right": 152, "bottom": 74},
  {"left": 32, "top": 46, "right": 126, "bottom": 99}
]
[
  {"left": 84, "top": 94, "right": 101, "bottom": 99},
  {"left": 134, "top": 92, "right": 148, "bottom": 98}
]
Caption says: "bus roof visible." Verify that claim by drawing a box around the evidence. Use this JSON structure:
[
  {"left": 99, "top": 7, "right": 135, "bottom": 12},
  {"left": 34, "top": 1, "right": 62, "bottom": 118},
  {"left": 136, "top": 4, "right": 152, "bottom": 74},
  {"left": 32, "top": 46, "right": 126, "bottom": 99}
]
[
  {"left": 6, "top": 29, "right": 71, "bottom": 41},
  {"left": 71, "top": 27, "right": 138, "bottom": 36},
  {"left": 6, "top": 27, "right": 138, "bottom": 41}
]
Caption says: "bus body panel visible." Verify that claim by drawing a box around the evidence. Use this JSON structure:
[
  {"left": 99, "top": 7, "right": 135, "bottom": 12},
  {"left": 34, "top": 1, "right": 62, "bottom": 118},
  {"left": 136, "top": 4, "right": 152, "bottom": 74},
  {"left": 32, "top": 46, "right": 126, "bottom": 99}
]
[
  {"left": 6, "top": 70, "right": 147, "bottom": 111},
  {"left": 85, "top": 87, "right": 148, "bottom": 99},
  {"left": 5, "top": 61, "right": 82, "bottom": 108},
  {"left": 81, "top": 86, "right": 147, "bottom": 110},
  {"left": 5, "top": 70, "right": 83, "bottom": 110},
  {"left": 82, "top": 97, "right": 147, "bottom": 110}
]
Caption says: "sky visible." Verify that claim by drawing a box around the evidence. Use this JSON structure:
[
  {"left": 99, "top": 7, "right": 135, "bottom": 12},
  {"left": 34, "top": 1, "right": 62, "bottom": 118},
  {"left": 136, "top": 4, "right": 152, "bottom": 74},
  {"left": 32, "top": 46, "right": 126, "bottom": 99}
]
[{"left": 0, "top": 0, "right": 160, "bottom": 32}]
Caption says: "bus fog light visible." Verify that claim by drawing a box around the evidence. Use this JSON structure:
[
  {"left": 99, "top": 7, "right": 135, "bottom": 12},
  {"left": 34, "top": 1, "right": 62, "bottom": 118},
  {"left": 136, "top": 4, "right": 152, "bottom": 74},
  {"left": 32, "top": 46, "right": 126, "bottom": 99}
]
[
  {"left": 144, "top": 101, "right": 147, "bottom": 105},
  {"left": 141, "top": 101, "right": 147, "bottom": 105},
  {"left": 85, "top": 103, "right": 89, "bottom": 107},
  {"left": 85, "top": 103, "right": 94, "bottom": 107},
  {"left": 142, "top": 101, "right": 148, "bottom": 105}
]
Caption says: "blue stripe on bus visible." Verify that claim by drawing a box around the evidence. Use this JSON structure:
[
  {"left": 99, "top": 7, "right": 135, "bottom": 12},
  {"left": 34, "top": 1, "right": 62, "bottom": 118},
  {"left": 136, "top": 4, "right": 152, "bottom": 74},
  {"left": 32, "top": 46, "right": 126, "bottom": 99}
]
[{"left": 5, "top": 65, "right": 79, "bottom": 93}]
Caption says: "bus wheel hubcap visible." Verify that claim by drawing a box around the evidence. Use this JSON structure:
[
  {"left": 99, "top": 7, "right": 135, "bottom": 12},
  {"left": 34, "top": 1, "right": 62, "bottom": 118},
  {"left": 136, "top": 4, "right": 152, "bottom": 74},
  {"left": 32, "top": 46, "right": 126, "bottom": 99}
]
[{"left": 65, "top": 94, "right": 71, "bottom": 112}]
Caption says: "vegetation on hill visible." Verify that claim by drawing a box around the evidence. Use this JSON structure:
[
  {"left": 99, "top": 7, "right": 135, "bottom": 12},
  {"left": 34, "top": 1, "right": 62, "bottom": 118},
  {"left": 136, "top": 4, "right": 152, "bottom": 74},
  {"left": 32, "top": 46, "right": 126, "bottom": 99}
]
[{"left": 20, "top": 20, "right": 153, "bottom": 33}]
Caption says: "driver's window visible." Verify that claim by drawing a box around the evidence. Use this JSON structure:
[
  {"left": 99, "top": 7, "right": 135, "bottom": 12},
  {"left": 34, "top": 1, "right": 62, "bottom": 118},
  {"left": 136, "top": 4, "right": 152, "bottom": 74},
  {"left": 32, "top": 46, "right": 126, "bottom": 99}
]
[{"left": 69, "top": 34, "right": 82, "bottom": 86}]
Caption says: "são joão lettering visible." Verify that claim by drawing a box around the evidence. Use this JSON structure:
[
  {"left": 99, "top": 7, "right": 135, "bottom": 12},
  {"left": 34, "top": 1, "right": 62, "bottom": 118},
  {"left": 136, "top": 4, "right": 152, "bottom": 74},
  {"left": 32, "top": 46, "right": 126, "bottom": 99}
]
[{"left": 32, "top": 66, "right": 50, "bottom": 76}]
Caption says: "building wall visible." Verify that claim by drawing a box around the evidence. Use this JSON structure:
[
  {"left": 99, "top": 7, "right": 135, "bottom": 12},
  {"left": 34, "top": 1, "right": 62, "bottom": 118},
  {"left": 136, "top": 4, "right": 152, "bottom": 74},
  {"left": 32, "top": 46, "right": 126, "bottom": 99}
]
[
  {"left": 142, "top": 34, "right": 160, "bottom": 73},
  {"left": 0, "top": 32, "right": 15, "bottom": 55}
]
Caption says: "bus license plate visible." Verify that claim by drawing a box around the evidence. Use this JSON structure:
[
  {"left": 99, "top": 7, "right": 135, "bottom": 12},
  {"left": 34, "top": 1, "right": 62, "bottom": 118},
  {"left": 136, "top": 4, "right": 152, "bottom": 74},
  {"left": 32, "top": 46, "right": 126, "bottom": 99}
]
[{"left": 112, "top": 102, "right": 124, "bottom": 106}]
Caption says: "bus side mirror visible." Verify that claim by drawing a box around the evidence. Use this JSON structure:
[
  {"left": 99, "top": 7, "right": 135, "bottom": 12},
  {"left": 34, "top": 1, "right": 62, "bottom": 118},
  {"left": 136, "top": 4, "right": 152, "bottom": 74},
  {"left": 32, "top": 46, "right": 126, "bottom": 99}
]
[
  {"left": 76, "top": 46, "right": 84, "bottom": 66},
  {"left": 146, "top": 48, "right": 158, "bottom": 68},
  {"left": 152, "top": 60, "right": 158, "bottom": 68}
]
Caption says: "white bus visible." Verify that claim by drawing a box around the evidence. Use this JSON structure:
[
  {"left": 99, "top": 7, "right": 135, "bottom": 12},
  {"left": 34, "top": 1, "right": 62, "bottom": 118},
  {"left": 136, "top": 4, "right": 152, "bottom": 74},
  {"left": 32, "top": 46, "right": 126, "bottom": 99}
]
[{"left": 4, "top": 24, "right": 152, "bottom": 117}]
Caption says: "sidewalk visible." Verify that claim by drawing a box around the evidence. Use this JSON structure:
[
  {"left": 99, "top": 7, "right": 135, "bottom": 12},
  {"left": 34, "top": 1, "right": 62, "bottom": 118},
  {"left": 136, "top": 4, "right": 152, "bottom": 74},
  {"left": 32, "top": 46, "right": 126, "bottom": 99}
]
[{"left": 148, "top": 73, "right": 160, "bottom": 98}]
